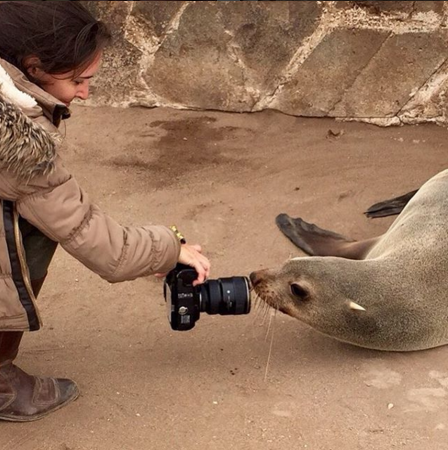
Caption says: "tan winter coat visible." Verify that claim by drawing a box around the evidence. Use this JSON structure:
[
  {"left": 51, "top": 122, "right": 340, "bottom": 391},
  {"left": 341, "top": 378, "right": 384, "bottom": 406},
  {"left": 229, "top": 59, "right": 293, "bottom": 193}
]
[{"left": 0, "top": 58, "right": 181, "bottom": 332}]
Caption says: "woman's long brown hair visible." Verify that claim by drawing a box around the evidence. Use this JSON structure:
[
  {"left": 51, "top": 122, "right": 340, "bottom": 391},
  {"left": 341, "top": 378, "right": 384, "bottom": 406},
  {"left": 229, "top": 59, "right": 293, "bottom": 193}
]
[{"left": 0, "top": 1, "right": 111, "bottom": 77}]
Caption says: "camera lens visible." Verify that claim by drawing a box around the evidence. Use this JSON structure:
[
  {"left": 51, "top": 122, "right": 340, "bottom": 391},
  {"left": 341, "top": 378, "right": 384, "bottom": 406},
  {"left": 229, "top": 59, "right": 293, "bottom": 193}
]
[{"left": 199, "top": 276, "right": 251, "bottom": 315}]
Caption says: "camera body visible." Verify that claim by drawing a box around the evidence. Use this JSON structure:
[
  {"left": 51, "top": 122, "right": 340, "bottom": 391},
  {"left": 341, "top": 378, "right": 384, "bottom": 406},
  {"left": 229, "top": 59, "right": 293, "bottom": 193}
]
[{"left": 164, "top": 264, "right": 251, "bottom": 331}]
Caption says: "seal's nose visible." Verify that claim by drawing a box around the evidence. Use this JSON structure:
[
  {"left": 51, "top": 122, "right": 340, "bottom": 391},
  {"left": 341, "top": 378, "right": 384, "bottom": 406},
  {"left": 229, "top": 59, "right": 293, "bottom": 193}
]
[{"left": 249, "top": 270, "right": 265, "bottom": 287}]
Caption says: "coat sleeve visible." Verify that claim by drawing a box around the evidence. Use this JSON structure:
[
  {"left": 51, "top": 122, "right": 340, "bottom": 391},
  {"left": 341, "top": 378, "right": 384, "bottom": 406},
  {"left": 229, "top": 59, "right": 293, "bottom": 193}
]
[{"left": 10, "top": 155, "right": 181, "bottom": 282}]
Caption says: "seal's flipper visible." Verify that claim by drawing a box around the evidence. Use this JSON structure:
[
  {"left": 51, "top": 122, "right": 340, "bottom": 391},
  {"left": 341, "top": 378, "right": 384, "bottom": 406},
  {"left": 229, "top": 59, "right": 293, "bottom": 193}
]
[
  {"left": 276, "top": 214, "right": 354, "bottom": 256},
  {"left": 365, "top": 189, "right": 418, "bottom": 218},
  {"left": 276, "top": 214, "right": 379, "bottom": 259}
]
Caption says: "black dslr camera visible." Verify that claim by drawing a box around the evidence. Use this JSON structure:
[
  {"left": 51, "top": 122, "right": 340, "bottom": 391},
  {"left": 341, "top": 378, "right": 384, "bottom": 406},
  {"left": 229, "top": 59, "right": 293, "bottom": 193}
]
[{"left": 164, "top": 264, "right": 251, "bottom": 331}]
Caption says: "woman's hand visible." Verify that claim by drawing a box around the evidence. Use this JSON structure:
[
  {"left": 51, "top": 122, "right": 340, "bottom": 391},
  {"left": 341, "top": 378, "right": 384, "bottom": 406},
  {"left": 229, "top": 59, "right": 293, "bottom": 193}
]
[
  {"left": 178, "top": 243, "right": 211, "bottom": 286},
  {"left": 155, "top": 243, "right": 211, "bottom": 286}
]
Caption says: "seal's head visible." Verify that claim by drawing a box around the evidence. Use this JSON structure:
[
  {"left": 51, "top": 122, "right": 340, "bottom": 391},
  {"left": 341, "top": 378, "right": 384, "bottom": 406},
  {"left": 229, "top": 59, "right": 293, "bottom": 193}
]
[
  {"left": 250, "top": 257, "right": 404, "bottom": 350},
  {"left": 251, "top": 256, "right": 368, "bottom": 314}
]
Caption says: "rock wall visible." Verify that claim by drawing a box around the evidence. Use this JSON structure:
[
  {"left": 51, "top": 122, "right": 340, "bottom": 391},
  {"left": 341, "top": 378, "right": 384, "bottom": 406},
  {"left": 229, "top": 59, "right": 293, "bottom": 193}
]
[{"left": 84, "top": 1, "right": 448, "bottom": 126}]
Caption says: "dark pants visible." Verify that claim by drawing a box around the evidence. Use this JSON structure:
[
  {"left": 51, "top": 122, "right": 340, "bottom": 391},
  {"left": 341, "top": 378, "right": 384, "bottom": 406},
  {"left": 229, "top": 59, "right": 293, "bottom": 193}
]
[
  {"left": 19, "top": 217, "right": 58, "bottom": 281},
  {"left": 0, "top": 220, "right": 57, "bottom": 364}
]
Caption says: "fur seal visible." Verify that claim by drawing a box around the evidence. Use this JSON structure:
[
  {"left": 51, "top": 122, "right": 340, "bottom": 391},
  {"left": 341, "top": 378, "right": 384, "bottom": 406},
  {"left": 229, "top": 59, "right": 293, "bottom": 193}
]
[{"left": 250, "top": 169, "right": 448, "bottom": 352}]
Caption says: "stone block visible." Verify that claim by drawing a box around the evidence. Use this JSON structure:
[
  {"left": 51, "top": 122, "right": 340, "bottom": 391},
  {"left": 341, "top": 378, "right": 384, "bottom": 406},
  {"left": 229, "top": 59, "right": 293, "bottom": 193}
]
[
  {"left": 131, "top": 2, "right": 185, "bottom": 37},
  {"left": 144, "top": 1, "right": 322, "bottom": 110},
  {"left": 332, "top": 31, "right": 448, "bottom": 117},
  {"left": 430, "top": 80, "right": 448, "bottom": 124},
  {"left": 84, "top": 1, "right": 144, "bottom": 106},
  {"left": 142, "top": 2, "right": 249, "bottom": 111},
  {"left": 399, "top": 60, "right": 448, "bottom": 125},
  {"left": 335, "top": 1, "right": 443, "bottom": 15},
  {"left": 84, "top": 1, "right": 130, "bottom": 31},
  {"left": 271, "top": 29, "right": 388, "bottom": 116},
  {"left": 88, "top": 40, "right": 143, "bottom": 106},
  {"left": 413, "top": 2, "right": 445, "bottom": 14},
  {"left": 219, "top": 1, "right": 322, "bottom": 92}
]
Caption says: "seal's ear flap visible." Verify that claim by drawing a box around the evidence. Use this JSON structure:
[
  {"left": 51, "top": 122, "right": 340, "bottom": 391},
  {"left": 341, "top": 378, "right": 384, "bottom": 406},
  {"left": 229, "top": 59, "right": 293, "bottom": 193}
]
[{"left": 290, "top": 282, "right": 311, "bottom": 302}]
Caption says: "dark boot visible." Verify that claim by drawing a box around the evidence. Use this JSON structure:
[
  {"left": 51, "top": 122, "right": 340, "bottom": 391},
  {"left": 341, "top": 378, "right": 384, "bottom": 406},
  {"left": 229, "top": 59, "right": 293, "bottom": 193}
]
[{"left": 0, "top": 276, "right": 79, "bottom": 422}]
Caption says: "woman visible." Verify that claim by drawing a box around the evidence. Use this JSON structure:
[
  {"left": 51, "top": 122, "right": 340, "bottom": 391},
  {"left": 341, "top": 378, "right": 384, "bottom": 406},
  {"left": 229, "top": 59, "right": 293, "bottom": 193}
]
[{"left": 0, "top": 2, "right": 210, "bottom": 422}]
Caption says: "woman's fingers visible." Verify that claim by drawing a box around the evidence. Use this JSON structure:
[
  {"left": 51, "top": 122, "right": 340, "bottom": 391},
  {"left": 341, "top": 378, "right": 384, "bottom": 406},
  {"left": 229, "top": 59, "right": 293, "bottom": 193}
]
[
  {"left": 192, "top": 255, "right": 210, "bottom": 286},
  {"left": 178, "top": 244, "right": 211, "bottom": 286}
]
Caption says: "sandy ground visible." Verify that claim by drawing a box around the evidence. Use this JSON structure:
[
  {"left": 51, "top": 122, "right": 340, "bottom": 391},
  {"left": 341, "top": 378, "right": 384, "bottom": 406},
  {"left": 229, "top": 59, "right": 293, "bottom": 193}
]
[{"left": 1, "top": 105, "right": 448, "bottom": 450}]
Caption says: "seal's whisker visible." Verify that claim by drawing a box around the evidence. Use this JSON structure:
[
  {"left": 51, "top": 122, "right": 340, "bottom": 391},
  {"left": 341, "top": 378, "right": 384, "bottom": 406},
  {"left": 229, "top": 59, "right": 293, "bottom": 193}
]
[
  {"left": 252, "top": 304, "right": 265, "bottom": 326},
  {"left": 264, "top": 308, "right": 278, "bottom": 382},
  {"left": 261, "top": 304, "right": 272, "bottom": 326},
  {"left": 250, "top": 291, "right": 267, "bottom": 326},
  {"left": 249, "top": 287, "right": 278, "bottom": 333},
  {"left": 255, "top": 294, "right": 269, "bottom": 325},
  {"left": 265, "top": 309, "right": 274, "bottom": 342}
]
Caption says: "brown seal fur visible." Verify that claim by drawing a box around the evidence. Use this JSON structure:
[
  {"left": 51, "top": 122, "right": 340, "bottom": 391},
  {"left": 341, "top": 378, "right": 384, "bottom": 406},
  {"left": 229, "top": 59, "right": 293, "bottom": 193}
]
[{"left": 250, "top": 169, "right": 448, "bottom": 351}]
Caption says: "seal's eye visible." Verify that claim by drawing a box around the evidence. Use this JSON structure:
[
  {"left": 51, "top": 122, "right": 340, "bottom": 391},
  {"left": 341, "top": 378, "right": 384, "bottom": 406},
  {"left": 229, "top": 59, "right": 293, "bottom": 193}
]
[{"left": 290, "top": 283, "right": 309, "bottom": 300}]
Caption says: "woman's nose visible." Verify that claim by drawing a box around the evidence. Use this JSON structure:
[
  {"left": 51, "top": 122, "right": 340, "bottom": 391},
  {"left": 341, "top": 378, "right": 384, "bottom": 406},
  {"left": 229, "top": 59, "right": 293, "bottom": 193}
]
[{"left": 76, "top": 84, "right": 89, "bottom": 100}]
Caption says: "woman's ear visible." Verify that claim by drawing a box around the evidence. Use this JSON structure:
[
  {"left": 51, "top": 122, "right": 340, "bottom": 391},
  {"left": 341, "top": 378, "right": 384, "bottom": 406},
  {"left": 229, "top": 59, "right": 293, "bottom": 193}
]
[{"left": 22, "top": 55, "right": 46, "bottom": 81}]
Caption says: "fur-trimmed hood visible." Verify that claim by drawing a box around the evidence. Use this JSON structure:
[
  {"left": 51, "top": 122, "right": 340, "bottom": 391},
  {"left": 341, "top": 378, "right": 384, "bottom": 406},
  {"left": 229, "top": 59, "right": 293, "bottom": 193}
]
[{"left": 0, "top": 63, "right": 58, "bottom": 179}]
